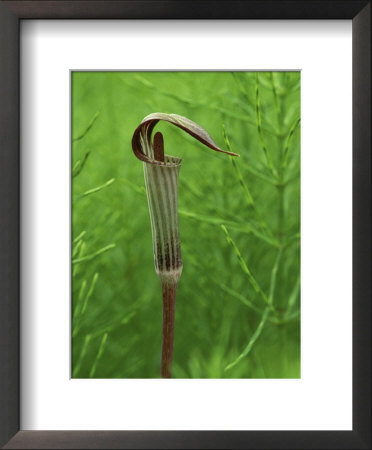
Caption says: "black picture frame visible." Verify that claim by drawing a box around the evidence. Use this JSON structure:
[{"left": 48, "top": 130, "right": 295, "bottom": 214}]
[{"left": 0, "top": 1, "right": 370, "bottom": 449}]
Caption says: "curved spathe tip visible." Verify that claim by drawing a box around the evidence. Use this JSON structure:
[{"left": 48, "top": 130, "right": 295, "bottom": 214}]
[{"left": 132, "top": 112, "right": 240, "bottom": 165}]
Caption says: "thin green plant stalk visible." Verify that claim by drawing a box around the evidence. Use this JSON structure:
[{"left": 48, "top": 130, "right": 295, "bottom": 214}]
[{"left": 132, "top": 113, "right": 239, "bottom": 378}]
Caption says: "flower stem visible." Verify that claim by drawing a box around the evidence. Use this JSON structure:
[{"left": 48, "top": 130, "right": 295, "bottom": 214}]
[{"left": 161, "top": 281, "right": 178, "bottom": 378}]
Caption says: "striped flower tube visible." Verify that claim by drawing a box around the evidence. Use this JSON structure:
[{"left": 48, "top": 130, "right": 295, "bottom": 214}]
[
  {"left": 132, "top": 113, "right": 239, "bottom": 378},
  {"left": 143, "top": 152, "right": 183, "bottom": 288}
]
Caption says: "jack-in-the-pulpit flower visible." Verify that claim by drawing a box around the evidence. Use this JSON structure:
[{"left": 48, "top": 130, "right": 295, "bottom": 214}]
[{"left": 132, "top": 113, "right": 239, "bottom": 378}]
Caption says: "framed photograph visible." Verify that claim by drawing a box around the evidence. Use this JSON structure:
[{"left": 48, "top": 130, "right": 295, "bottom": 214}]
[
  {"left": 0, "top": 1, "right": 370, "bottom": 449},
  {"left": 70, "top": 70, "right": 301, "bottom": 381}
]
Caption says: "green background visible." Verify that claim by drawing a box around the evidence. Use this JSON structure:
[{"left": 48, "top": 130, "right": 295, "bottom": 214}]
[{"left": 71, "top": 71, "right": 301, "bottom": 378}]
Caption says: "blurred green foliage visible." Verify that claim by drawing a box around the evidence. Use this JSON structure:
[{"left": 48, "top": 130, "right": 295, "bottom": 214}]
[{"left": 71, "top": 71, "right": 300, "bottom": 378}]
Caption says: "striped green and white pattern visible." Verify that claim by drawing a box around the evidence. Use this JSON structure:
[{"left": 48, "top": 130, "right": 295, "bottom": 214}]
[
  {"left": 132, "top": 112, "right": 238, "bottom": 285},
  {"left": 143, "top": 155, "right": 183, "bottom": 285}
]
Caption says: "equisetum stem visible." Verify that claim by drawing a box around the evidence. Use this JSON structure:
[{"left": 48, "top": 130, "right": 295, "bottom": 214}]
[{"left": 161, "top": 281, "right": 178, "bottom": 378}]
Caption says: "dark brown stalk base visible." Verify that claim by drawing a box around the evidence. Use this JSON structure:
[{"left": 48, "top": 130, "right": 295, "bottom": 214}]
[{"left": 161, "top": 281, "right": 177, "bottom": 378}]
